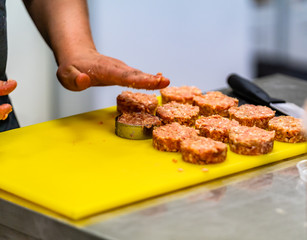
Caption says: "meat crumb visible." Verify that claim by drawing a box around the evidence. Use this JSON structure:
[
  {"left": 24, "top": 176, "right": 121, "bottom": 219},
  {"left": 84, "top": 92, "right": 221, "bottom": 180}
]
[{"left": 172, "top": 159, "right": 178, "bottom": 163}]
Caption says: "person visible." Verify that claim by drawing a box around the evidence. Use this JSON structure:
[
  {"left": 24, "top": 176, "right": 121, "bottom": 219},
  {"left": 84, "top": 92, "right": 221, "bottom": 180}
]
[{"left": 0, "top": 0, "right": 169, "bottom": 132}]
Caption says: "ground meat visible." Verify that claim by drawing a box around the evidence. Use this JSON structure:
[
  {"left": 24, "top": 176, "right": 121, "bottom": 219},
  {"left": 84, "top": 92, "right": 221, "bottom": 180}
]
[
  {"left": 117, "top": 91, "right": 158, "bottom": 114},
  {"left": 117, "top": 112, "right": 162, "bottom": 128},
  {"left": 229, "top": 125, "right": 275, "bottom": 155},
  {"left": 156, "top": 101, "right": 199, "bottom": 126},
  {"left": 193, "top": 91, "right": 238, "bottom": 117},
  {"left": 268, "top": 116, "right": 307, "bottom": 143},
  {"left": 180, "top": 136, "right": 227, "bottom": 164},
  {"left": 228, "top": 104, "right": 275, "bottom": 129},
  {"left": 160, "top": 86, "right": 202, "bottom": 104},
  {"left": 115, "top": 112, "right": 161, "bottom": 140},
  {"left": 195, "top": 115, "right": 240, "bottom": 143},
  {"left": 152, "top": 122, "right": 198, "bottom": 152}
]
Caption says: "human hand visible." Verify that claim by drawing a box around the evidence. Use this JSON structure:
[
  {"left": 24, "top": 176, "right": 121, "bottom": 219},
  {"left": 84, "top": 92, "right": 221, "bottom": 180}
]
[
  {"left": 56, "top": 49, "right": 170, "bottom": 91},
  {"left": 0, "top": 80, "right": 17, "bottom": 120}
]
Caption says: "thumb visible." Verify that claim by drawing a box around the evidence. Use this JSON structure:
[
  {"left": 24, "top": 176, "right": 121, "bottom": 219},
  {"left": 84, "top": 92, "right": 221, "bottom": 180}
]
[
  {"left": 57, "top": 65, "right": 91, "bottom": 91},
  {"left": 0, "top": 103, "right": 12, "bottom": 120},
  {"left": 0, "top": 79, "right": 17, "bottom": 96}
]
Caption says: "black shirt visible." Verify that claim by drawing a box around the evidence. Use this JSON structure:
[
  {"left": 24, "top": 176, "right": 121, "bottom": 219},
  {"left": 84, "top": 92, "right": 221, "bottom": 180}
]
[
  {"left": 0, "top": 0, "right": 20, "bottom": 132},
  {"left": 0, "top": 0, "right": 7, "bottom": 78}
]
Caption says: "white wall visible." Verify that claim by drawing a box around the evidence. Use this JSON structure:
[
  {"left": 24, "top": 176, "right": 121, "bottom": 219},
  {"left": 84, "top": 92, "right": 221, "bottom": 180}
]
[
  {"left": 252, "top": 0, "right": 307, "bottom": 64},
  {"left": 288, "top": 1, "right": 307, "bottom": 62},
  {"left": 88, "top": 0, "right": 253, "bottom": 109}
]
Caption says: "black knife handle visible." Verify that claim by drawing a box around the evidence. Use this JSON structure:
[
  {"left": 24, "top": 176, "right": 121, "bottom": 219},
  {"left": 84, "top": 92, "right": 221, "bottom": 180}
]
[{"left": 227, "top": 74, "right": 285, "bottom": 106}]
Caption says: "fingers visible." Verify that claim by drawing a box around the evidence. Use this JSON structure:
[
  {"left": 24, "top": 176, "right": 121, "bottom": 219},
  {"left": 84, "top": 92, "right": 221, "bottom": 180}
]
[
  {"left": 57, "top": 65, "right": 91, "bottom": 91},
  {"left": 0, "top": 103, "right": 12, "bottom": 120},
  {"left": 100, "top": 62, "right": 170, "bottom": 90},
  {"left": 98, "top": 57, "right": 170, "bottom": 89},
  {"left": 145, "top": 72, "right": 170, "bottom": 89},
  {"left": 0, "top": 80, "right": 17, "bottom": 96},
  {"left": 0, "top": 80, "right": 16, "bottom": 120},
  {"left": 120, "top": 72, "right": 170, "bottom": 90}
]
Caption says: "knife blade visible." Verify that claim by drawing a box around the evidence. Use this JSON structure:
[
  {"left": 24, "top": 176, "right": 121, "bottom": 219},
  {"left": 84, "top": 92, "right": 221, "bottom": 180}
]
[{"left": 227, "top": 74, "right": 305, "bottom": 118}]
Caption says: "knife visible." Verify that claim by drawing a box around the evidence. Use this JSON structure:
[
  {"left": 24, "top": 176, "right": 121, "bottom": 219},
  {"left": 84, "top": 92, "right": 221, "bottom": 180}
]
[{"left": 227, "top": 74, "right": 305, "bottom": 118}]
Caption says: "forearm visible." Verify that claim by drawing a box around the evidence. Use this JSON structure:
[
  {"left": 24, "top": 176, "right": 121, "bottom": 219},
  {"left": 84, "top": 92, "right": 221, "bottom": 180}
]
[{"left": 23, "top": 0, "right": 96, "bottom": 65}]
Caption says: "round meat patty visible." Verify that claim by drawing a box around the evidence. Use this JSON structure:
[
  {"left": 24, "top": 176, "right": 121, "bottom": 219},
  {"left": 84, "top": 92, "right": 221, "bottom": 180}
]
[
  {"left": 156, "top": 101, "right": 199, "bottom": 126},
  {"left": 268, "top": 116, "right": 307, "bottom": 143},
  {"left": 160, "top": 86, "right": 202, "bottom": 104},
  {"left": 180, "top": 136, "right": 227, "bottom": 164},
  {"left": 229, "top": 125, "right": 275, "bottom": 155},
  {"left": 117, "top": 91, "right": 158, "bottom": 114},
  {"left": 116, "top": 112, "right": 162, "bottom": 140},
  {"left": 228, "top": 104, "right": 275, "bottom": 129},
  {"left": 153, "top": 122, "right": 198, "bottom": 152},
  {"left": 193, "top": 91, "right": 238, "bottom": 117},
  {"left": 195, "top": 115, "right": 240, "bottom": 143},
  {"left": 117, "top": 112, "right": 162, "bottom": 127}
]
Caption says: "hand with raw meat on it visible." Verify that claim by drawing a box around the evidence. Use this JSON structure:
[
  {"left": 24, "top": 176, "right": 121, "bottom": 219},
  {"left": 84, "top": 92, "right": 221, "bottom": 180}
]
[
  {"left": 22, "top": 0, "right": 170, "bottom": 92},
  {"left": 0, "top": 80, "right": 17, "bottom": 120}
]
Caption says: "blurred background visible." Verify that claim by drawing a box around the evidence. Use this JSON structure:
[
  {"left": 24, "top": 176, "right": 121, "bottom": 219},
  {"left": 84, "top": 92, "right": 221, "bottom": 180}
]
[{"left": 6, "top": 0, "right": 307, "bottom": 127}]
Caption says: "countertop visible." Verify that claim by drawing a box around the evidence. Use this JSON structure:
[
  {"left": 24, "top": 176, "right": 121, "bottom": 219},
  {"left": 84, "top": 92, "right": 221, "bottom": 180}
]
[{"left": 1, "top": 74, "right": 307, "bottom": 240}]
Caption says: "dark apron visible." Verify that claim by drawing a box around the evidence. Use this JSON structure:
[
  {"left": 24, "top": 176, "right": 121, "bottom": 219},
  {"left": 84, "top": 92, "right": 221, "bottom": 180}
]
[{"left": 0, "top": 0, "right": 20, "bottom": 132}]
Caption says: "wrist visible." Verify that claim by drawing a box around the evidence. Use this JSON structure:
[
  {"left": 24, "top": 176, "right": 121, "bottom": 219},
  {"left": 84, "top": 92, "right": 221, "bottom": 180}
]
[{"left": 54, "top": 42, "right": 97, "bottom": 66}]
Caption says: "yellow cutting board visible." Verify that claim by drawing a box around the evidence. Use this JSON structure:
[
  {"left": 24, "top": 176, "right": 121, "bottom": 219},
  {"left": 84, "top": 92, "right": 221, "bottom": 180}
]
[{"left": 0, "top": 106, "right": 306, "bottom": 220}]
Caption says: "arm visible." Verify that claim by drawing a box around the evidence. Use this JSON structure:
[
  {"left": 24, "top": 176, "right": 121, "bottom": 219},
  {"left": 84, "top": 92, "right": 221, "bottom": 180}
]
[{"left": 22, "top": 0, "right": 169, "bottom": 91}]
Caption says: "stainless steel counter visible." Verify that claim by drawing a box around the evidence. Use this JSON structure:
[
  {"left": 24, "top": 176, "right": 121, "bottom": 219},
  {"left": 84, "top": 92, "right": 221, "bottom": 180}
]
[{"left": 1, "top": 74, "right": 307, "bottom": 240}]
